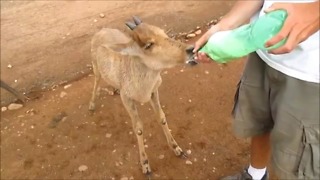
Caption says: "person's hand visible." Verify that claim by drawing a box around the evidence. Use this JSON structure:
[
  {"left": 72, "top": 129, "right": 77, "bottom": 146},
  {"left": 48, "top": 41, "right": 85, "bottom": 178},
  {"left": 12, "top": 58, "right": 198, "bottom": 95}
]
[
  {"left": 265, "top": 2, "right": 319, "bottom": 54},
  {"left": 193, "top": 25, "right": 221, "bottom": 63}
]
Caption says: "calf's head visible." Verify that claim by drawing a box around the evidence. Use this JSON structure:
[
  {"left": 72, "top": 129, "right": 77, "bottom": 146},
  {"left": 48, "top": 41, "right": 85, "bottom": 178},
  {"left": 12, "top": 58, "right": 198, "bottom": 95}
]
[{"left": 126, "top": 16, "right": 197, "bottom": 70}]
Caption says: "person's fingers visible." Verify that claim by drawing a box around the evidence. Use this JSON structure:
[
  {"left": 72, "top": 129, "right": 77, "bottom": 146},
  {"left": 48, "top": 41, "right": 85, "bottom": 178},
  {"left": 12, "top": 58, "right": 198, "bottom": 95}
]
[
  {"left": 268, "top": 24, "right": 301, "bottom": 54},
  {"left": 196, "top": 52, "right": 212, "bottom": 63},
  {"left": 265, "top": 17, "right": 294, "bottom": 48}
]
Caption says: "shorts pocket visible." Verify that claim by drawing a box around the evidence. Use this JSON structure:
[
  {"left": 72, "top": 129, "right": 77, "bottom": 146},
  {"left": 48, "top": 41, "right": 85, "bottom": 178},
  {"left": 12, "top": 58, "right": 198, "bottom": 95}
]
[
  {"left": 231, "top": 79, "right": 241, "bottom": 117},
  {"left": 297, "top": 125, "right": 320, "bottom": 179}
]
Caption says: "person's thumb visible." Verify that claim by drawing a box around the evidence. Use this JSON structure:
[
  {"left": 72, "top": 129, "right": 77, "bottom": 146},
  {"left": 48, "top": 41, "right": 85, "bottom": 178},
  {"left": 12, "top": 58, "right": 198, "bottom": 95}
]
[
  {"left": 264, "top": 3, "right": 286, "bottom": 13},
  {"left": 193, "top": 35, "right": 208, "bottom": 53}
]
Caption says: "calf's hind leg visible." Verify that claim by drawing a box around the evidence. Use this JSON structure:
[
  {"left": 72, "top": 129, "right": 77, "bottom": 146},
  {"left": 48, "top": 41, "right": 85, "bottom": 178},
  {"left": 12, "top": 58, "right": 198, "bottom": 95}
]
[
  {"left": 120, "top": 92, "right": 152, "bottom": 175},
  {"left": 88, "top": 61, "right": 101, "bottom": 112}
]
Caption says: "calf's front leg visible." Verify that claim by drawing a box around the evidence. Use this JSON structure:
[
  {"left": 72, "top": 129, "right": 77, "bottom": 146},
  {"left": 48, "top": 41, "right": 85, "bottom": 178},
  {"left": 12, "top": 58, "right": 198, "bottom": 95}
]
[
  {"left": 150, "top": 89, "right": 187, "bottom": 158},
  {"left": 120, "top": 92, "right": 152, "bottom": 175}
]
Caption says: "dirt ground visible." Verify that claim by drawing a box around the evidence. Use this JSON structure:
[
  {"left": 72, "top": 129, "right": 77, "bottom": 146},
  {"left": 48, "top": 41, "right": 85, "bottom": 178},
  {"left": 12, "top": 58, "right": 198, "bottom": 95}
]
[{"left": 1, "top": 1, "right": 275, "bottom": 180}]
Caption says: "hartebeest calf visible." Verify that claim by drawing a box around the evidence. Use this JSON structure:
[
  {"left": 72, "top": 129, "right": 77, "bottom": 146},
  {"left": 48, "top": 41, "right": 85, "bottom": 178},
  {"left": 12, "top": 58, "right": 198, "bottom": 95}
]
[{"left": 88, "top": 16, "right": 197, "bottom": 176}]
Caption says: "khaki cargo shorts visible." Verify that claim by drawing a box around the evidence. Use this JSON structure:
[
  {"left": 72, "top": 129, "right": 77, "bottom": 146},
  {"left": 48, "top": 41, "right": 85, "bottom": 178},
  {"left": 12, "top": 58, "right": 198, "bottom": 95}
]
[{"left": 232, "top": 52, "right": 320, "bottom": 179}]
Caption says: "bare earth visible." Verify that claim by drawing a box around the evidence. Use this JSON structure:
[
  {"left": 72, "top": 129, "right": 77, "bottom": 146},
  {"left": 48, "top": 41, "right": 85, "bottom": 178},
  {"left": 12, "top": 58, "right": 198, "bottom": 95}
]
[{"left": 1, "top": 1, "right": 275, "bottom": 180}]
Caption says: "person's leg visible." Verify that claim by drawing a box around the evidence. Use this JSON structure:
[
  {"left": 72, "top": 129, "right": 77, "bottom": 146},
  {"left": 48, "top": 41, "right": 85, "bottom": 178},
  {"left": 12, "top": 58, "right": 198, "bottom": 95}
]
[
  {"left": 251, "top": 133, "right": 271, "bottom": 168},
  {"left": 266, "top": 66, "right": 320, "bottom": 179},
  {"left": 222, "top": 53, "right": 273, "bottom": 180}
]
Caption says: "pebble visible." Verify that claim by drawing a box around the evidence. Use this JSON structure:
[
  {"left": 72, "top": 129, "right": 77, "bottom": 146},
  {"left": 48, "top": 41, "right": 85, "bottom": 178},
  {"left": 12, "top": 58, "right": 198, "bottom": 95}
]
[
  {"left": 195, "top": 30, "right": 202, "bottom": 35},
  {"left": 180, "top": 69, "right": 184, "bottom": 72},
  {"left": 204, "top": 70, "right": 209, "bottom": 74},
  {"left": 93, "top": 19, "right": 98, "bottom": 23},
  {"left": 186, "top": 149, "right": 192, "bottom": 155},
  {"left": 99, "top": 13, "right": 105, "bottom": 18},
  {"left": 196, "top": 26, "right": 200, "bottom": 30},
  {"left": 186, "top": 33, "right": 196, "bottom": 38},
  {"left": 186, "top": 160, "right": 193, "bottom": 165},
  {"left": 188, "top": 99, "right": 192, "bottom": 103},
  {"left": 78, "top": 165, "right": 88, "bottom": 172},
  {"left": 159, "top": 154, "right": 165, "bottom": 159},
  {"left": 60, "top": 91, "right": 67, "bottom": 98},
  {"left": 8, "top": 103, "right": 23, "bottom": 110},
  {"left": 14, "top": 80, "right": 18, "bottom": 83},
  {"left": 64, "top": 84, "right": 72, "bottom": 89},
  {"left": 212, "top": 152, "right": 215, "bottom": 155},
  {"left": 203, "top": 158, "right": 207, "bottom": 162},
  {"left": 7, "top": 64, "right": 13, "bottom": 68},
  {"left": 1, "top": 107, "right": 7, "bottom": 112},
  {"left": 106, "top": 133, "right": 112, "bottom": 138}
]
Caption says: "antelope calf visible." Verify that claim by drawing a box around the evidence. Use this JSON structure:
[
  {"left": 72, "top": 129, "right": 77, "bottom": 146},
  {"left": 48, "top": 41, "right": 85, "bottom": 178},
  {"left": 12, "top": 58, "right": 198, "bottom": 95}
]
[{"left": 89, "top": 16, "right": 197, "bottom": 176}]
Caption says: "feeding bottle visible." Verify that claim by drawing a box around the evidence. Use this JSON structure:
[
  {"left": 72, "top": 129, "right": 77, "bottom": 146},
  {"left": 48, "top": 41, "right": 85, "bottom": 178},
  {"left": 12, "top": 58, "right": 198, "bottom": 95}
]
[{"left": 198, "top": 10, "right": 288, "bottom": 63}]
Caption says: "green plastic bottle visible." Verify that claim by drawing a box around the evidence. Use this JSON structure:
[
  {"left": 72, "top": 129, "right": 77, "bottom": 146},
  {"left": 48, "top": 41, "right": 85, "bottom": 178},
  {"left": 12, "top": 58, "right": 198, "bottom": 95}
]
[{"left": 199, "top": 10, "right": 288, "bottom": 63}]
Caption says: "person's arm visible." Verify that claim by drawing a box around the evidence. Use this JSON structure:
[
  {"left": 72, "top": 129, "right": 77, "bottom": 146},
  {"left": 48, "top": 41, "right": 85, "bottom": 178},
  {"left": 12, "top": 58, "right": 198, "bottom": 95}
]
[
  {"left": 265, "top": 1, "right": 319, "bottom": 54},
  {"left": 193, "top": 0, "right": 264, "bottom": 62}
]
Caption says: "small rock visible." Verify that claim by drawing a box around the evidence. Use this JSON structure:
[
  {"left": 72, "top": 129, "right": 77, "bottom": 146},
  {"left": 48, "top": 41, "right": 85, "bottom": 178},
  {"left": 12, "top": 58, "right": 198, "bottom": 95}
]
[
  {"left": 186, "top": 33, "right": 196, "bottom": 38},
  {"left": 1, "top": 107, "right": 7, "bottom": 112},
  {"left": 194, "top": 158, "right": 197, "bottom": 162},
  {"left": 60, "top": 91, "right": 67, "bottom": 98},
  {"left": 99, "top": 13, "right": 105, "bottom": 18},
  {"left": 129, "top": 131, "right": 133, "bottom": 135},
  {"left": 78, "top": 165, "right": 88, "bottom": 172},
  {"left": 196, "top": 26, "right": 200, "bottom": 30},
  {"left": 106, "top": 133, "right": 112, "bottom": 138},
  {"left": 144, "top": 145, "right": 148, "bottom": 148},
  {"left": 186, "top": 160, "right": 193, "bottom": 165},
  {"left": 213, "top": 19, "right": 219, "bottom": 24},
  {"left": 204, "top": 70, "right": 209, "bottom": 74},
  {"left": 93, "top": 19, "right": 98, "bottom": 23},
  {"left": 188, "top": 99, "right": 192, "bottom": 103},
  {"left": 179, "top": 32, "right": 187, "bottom": 36},
  {"left": 66, "top": 33, "right": 70, "bottom": 36},
  {"left": 129, "top": 176, "right": 134, "bottom": 180},
  {"left": 186, "top": 149, "right": 192, "bottom": 155},
  {"left": 203, "top": 158, "right": 207, "bottom": 162},
  {"left": 8, "top": 103, "right": 23, "bottom": 110},
  {"left": 212, "top": 152, "right": 215, "bottom": 155},
  {"left": 195, "top": 30, "right": 202, "bottom": 35},
  {"left": 14, "top": 80, "right": 18, "bottom": 83},
  {"left": 64, "top": 84, "right": 72, "bottom": 89},
  {"left": 163, "top": 71, "right": 168, "bottom": 75},
  {"left": 180, "top": 69, "right": 184, "bottom": 72},
  {"left": 7, "top": 64, "right": 13, "bottom": 68},
  {"left": 159, "top": 154, "right": 165, "bottom": 159}
]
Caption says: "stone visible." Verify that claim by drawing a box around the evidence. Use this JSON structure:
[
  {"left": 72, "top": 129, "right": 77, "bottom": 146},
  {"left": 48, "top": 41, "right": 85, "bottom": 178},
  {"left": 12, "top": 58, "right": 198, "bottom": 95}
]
[{"left": 8, "top": 103, "right": 23, "bottom": 110}]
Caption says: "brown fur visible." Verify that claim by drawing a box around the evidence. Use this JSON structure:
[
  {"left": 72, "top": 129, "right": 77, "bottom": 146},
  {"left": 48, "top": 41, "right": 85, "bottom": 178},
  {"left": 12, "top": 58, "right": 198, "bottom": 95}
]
[{"left": 88, "top": 18, "right": 195, "bottom": 176}]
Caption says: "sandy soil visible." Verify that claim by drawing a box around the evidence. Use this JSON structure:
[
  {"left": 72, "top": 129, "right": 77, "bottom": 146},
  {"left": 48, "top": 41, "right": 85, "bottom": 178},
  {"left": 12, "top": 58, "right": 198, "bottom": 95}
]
[{"left": 1, "top": 1, "right": 276, "bottom": 180}]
